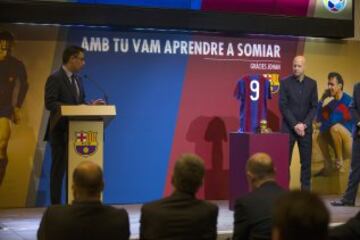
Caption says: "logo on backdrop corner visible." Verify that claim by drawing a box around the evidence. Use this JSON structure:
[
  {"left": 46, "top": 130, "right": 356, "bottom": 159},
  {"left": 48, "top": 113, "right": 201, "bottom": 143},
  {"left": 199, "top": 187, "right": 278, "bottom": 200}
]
[
  {"left": 263, "top": 73, "right": 280, "bottom": 95},
  {"left": 74, "top": 131, "right": 98, "bottom": 157},
  {"left": 323, "top": 0, "right": 347, "bottom": 13}
]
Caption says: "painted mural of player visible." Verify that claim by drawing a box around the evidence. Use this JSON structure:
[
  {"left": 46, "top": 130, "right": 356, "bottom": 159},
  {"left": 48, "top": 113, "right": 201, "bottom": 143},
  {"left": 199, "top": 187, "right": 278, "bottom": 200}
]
[
  {"left": 234, "top": 74, "right": 272, "bottom": 133},
  {"left": 0, "top": 30, "right": 28, "bottom": 186}
]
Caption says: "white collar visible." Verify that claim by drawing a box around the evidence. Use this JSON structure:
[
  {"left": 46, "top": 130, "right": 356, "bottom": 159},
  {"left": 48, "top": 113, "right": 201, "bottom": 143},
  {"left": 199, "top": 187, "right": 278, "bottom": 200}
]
[{"left": 62, "top": 65, "right": 74, "bottom": 79}]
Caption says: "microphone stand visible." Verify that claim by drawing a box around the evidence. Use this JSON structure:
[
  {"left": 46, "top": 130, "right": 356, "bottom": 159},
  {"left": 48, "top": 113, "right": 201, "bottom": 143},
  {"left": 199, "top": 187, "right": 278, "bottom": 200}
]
[{"left": 82, "top": 74, "right": 109, "bottom": 104}]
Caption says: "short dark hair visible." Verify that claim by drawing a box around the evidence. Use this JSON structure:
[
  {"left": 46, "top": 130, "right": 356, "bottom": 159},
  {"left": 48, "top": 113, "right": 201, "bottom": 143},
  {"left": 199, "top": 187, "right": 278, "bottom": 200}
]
[
  {"left": 73, "top": 162, "right": 104, "bottom": 196},
  {"left": 0, "top": 30, "right": 14, "bottom": 42},
  {"left": 328, "top": 72, "right": 344, "bottom": 90},
  {"left": 273, "top": 190, "right": 329, "bottom": 240},
  {"left": 0, "top": 30, "right": 15, "bottom": 52},
  {"left": 172, "top": 154, "right": 205, "bottom": 195},
  {"left": 62, "top": 45, "right": 85, "bottom": 64}
]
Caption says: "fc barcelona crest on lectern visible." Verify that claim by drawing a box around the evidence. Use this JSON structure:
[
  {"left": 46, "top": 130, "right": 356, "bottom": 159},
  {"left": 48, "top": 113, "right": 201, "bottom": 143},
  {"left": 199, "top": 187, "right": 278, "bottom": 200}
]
[{"left": 74, "top": 131, "right": 98, "bottom": 157}]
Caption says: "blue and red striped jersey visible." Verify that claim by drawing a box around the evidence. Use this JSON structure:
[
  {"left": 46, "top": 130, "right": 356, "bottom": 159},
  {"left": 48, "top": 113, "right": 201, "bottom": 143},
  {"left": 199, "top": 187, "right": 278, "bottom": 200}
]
[{"left": 234, "top": 74, "right": 271, "bottom": 132}]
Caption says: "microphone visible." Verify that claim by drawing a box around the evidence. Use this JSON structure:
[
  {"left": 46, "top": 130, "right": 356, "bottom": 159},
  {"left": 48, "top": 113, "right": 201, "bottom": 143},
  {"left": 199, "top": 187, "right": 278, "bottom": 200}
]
[{"left": 82, "top": 74, "right": 109, "bottom": 104}]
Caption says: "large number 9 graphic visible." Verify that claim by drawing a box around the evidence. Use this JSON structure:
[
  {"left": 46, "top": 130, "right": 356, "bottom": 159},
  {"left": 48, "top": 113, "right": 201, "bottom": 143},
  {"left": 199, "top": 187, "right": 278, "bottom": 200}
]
[{"left": 250, "top": 80, "right": 259, "bottom": 101}]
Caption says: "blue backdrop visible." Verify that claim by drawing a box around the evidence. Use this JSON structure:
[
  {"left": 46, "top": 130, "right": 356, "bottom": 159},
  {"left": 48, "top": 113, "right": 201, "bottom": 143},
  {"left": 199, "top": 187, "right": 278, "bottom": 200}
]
[{"left": 37, "top": 28, "right": 192, "bottom": 205}]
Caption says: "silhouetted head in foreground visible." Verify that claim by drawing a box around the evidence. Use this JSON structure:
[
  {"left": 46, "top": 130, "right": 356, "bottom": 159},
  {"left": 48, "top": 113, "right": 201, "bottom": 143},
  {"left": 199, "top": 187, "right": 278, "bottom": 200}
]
[{"left": 272, "top": 190, "right": 329, "bottom": 240}]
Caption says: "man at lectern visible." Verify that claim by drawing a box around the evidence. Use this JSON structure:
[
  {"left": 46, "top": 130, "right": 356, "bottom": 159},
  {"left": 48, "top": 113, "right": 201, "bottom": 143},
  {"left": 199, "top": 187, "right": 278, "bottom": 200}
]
[{"left": 44, "top": 45, "right": 86, "bottom": 204}]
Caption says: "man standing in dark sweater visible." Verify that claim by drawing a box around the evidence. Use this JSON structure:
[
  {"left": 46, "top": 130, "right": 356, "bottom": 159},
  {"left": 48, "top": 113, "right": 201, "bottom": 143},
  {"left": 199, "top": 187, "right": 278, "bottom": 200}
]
[
  {"left": 279, "top": 56, "right": 318, "bottom": 191},
  {"left": 44, "top": 45, "right": 86, "bottom": 204}
]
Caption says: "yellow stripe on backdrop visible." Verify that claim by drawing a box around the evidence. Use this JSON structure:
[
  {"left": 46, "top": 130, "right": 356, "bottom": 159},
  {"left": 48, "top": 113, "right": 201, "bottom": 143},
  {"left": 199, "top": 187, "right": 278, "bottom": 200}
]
[{"left": 0, "top": 24, "right": 61, "bottom": 207}]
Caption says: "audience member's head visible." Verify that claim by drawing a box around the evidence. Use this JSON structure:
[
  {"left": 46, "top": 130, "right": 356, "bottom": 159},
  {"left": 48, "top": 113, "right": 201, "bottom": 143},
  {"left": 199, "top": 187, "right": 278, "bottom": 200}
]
[
  {"left": 272, "top": 190, "right": 329, "bottom": 240},
  {"left": 246, "top": 152, "right": 275, "bottom": 190},
  {"left": 72, "top": 161, "right": 104, "bottom": 202},
  {"left": 172, "top": 154, "right": 205, "bottom": 195}
]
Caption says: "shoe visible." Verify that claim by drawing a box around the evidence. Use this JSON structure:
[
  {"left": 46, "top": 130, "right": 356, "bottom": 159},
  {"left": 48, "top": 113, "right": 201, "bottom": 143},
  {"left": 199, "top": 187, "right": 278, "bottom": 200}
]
[
  {"left": 330, "top": 199, "right": 354, "bottom": 207},
  {"left": 313, "top": 168, "right": 331, "bottom": 177}
]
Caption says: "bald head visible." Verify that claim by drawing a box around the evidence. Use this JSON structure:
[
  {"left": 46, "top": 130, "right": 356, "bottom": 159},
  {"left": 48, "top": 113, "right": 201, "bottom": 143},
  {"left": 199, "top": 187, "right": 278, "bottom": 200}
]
[
  {"left": 246, "top": 153, "right": 275, "bottom": 183},
  {"left": 72, "top": 161, "right": 104, "bottom": 199},
  {"left": 292, "top": 55, "right": 306, "bottom": 79}
]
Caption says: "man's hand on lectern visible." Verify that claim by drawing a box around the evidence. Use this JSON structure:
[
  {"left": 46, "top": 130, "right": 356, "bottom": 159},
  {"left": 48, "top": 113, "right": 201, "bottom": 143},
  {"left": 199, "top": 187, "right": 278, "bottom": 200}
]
[{"left": 90, "top": 99, "right": 106, "bottom": 105}]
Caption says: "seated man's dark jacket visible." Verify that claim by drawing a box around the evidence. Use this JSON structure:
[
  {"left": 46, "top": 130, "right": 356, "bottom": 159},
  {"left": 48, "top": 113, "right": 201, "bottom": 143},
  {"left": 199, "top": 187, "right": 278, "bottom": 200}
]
[
  {"left": 233, "top": 181, "right": 286, "bottom": 240},
  {"left": 140, "top": 191, "right": 218, "bottom": 240},
  {"left": 37, "top": 201, "right": 130, "bottom": 240},
  {"left": 329, "top": 211, "right": 360, "bottom": 240}
]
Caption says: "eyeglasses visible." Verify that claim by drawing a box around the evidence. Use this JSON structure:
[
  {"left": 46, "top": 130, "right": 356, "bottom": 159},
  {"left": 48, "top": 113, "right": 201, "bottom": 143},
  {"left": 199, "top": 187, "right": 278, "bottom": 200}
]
[{"left": 72, "top": 55, "right": 85, "bottom": 61}]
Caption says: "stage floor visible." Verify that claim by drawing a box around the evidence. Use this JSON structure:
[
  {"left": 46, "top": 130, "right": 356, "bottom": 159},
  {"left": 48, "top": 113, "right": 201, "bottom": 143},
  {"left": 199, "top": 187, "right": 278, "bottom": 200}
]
[{"left": 0, "top": 196, "right": 359, "bottom": 240}]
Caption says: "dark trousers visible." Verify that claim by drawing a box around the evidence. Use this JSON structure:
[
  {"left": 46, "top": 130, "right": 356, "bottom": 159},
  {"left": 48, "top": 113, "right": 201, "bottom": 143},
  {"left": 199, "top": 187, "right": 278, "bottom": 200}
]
[
  {"left": 343, "top": 137, "right": 360, "bottom": 203},
  {"left": 50, "top": 142, "right": 67, "bottom": 205},
  {"left": 289, "top": 132, "right": 312, "bottom": 191}
]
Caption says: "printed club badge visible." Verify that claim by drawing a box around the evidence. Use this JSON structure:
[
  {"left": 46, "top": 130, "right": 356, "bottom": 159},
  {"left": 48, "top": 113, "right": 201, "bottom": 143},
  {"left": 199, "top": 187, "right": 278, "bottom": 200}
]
[
  {"left": 263, "top": 73, "right": 280, "bottom": 95},
  {"left": 74, "top": 131, "right": 98, "bottom": 157}
]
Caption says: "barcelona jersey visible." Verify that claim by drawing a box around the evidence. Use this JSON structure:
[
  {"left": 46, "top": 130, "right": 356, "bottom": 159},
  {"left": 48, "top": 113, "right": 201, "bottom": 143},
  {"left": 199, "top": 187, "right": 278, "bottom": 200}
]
[{"left": 234, "top": 74, "right": 271, "bottom": 132}]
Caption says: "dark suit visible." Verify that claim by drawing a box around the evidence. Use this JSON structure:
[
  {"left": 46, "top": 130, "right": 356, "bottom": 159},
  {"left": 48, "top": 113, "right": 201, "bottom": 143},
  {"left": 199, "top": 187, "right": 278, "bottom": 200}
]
[
  {"left": 341, "top": 83, "right": 360, "bottom": 204},
  {"left": 140, "top": 191, "right": 218, "bottom": 240},
  {"left": 233, "top": 181, "right": 285, "bottom": 240},
  {"left": 44, "top": 67, "right": 85, "bottom": 204},
  {"left": 37, "top": 201, "right": 130, "bottom": 240},
  {"left": 329, "top": 211, "right": 360, "bottom": 240},
  {"left": 279, "top": 75, "right": 318, "bottom": 190}
]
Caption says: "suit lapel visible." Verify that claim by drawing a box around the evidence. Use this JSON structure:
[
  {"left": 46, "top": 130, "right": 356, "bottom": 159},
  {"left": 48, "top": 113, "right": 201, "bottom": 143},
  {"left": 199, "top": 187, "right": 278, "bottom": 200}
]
[{"left": 60, "top": 68, "right": 77, "bottom": 103}]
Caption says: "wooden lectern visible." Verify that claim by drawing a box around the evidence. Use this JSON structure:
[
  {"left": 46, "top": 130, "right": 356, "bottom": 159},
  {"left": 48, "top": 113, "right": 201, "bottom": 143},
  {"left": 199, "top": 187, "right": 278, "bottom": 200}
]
[{"left": 59, "top": 105, "right": 116, "bottom": 203}]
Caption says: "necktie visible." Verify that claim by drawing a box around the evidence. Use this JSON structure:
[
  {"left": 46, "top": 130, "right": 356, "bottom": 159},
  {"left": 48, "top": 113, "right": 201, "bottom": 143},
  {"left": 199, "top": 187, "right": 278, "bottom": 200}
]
[{"left": 70, "top": 74, "right": 79, "bottom": 102}]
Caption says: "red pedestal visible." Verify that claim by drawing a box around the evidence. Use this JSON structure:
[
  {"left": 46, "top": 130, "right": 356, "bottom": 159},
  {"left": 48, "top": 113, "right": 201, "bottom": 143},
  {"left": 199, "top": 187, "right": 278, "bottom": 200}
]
[{"left": 229, "top": 132, "right": 289, "bottom": 209}]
